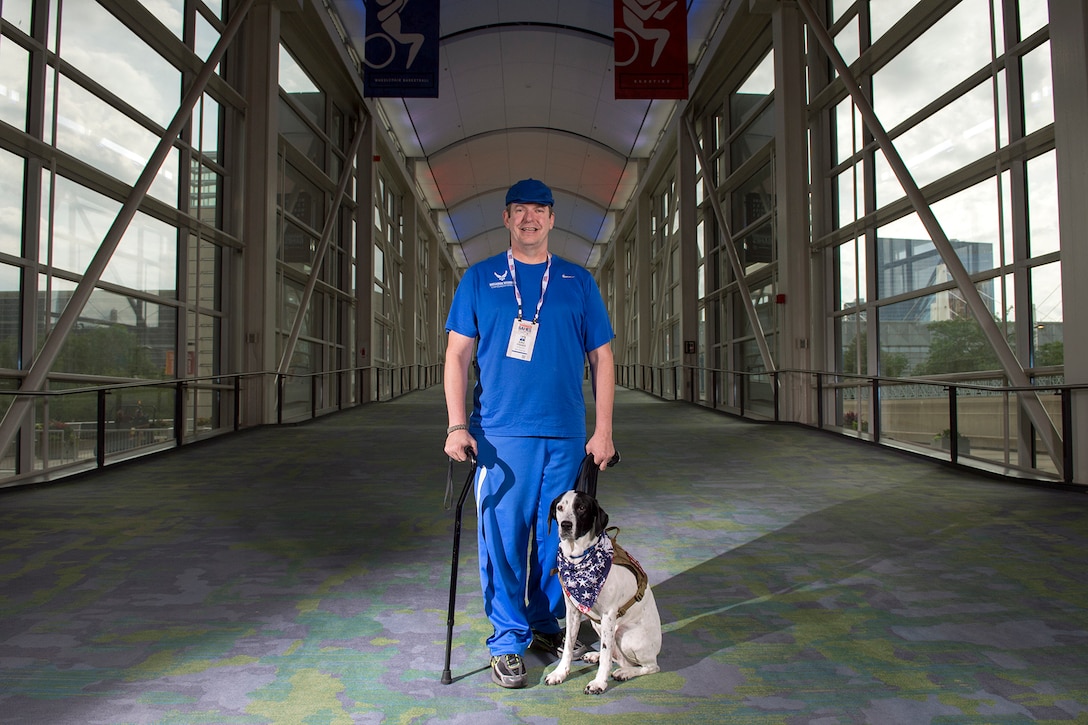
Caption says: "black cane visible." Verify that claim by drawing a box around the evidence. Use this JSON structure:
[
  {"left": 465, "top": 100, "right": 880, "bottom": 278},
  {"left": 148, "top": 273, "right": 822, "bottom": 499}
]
[{"left": 441, "top": 449, "right": 477, "bottom": 685}]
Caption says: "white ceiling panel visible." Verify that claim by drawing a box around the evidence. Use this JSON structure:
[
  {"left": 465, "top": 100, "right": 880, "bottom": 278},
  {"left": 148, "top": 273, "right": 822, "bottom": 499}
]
[{"left": 330, "top": 0, "right": 723, "bottom": 269}]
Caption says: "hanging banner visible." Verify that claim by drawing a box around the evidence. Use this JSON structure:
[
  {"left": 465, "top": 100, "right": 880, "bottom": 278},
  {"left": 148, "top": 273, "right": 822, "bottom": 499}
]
[
  {"left": 363, "top": 0, "right": 440, "bottom": 98},
  {"left": 613, "top": 0, "right": 688, "bottom": 100}
]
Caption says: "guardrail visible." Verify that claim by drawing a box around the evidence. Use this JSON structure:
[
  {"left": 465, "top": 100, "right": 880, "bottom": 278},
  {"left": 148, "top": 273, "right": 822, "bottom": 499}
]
[
  {"left": 0, "top": 363, "right": 443, "bottom": 488},
  {"left": 616, "top": 363, "right": 1083, "bottom": 486}
]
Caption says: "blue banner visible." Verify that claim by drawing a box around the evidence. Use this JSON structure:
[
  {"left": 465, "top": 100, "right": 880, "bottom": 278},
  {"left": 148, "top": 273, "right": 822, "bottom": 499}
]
[{"left": 363, "top": 0, "right": 440, "bottom": 98}]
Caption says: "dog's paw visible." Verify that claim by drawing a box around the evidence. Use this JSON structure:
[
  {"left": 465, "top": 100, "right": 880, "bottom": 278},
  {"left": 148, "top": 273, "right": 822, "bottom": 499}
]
[
  {"left": 545, "top": 670, "right": 568, "bottom": 686},
  {"left": 584, "top": 679, "right": 608, "bottom": 695},
  {"left": 612, "top": 667, "right": 639, "bottom": 681},
  {"left": 581, "top": 651, "right": 600, "bottom": 664}
]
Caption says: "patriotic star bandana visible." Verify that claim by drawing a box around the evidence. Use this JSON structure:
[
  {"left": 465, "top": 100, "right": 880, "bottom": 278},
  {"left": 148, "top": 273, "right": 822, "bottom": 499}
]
[{"left": 557, "top": 531, "right": 614, "bottom": 614}]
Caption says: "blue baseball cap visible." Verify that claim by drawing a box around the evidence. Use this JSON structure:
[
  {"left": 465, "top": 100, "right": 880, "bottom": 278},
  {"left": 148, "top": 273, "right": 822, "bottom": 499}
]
[{"left": 505, "top": 178, "right": 554, "bottom": 206}]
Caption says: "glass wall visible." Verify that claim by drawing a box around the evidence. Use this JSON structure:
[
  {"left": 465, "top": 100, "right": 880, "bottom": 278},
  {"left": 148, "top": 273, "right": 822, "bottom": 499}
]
[
  {"left": 821, "top": 1, "right": 1060, "bottom": 473},
  {"left": 277, "top": 43, "right": 357, "bottom": 419},
  {"left": 0, "top": 0, "right": 238, "bottom": 477},
  {"left": 650, "top": 179, "right": 680, "bottom": 389},
  {"left": 371, "top": 173, "right": 406, "bottom": 398},
  {"left": 699, "top": 46, "right": 778, "bottom": 415}
]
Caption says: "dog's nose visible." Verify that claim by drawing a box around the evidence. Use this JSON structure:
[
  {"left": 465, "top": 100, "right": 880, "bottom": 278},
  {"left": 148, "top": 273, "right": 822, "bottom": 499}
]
[{"left": 560, "top": 520, "right": 573, "bottom": 531}]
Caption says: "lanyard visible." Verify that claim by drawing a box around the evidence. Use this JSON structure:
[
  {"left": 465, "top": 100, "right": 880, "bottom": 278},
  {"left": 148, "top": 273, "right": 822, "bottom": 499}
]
[{"left": 506, "top": 248, "right": 551, "bottom": 323}]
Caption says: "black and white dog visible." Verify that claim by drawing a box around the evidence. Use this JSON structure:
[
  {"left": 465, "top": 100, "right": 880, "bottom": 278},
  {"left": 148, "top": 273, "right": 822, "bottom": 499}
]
[{"left": 545, "top": 490, "right": 661, "bottom": 694}]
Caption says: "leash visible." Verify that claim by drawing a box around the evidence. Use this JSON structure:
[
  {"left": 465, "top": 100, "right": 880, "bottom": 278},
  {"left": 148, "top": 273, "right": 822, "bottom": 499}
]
[{"left": 573, "top": 451, "right": 621, "bottom": 498}]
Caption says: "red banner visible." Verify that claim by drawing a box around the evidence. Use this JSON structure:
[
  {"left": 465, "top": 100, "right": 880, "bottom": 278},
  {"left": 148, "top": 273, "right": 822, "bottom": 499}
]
[{"left": 613, "top": 0, "right": 688, "bottom": 100}]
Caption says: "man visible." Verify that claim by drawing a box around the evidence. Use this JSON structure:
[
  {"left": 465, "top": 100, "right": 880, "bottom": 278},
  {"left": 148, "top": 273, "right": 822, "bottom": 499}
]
[{"left": 443, "top": 178, "right": 616, "bottom": 689}]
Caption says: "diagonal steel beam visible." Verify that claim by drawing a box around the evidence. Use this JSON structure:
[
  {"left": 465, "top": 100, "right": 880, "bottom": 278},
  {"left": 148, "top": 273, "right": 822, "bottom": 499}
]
[
  {"left": 794, "top": 0, "right": 1063, "bottom": 474},
  {"left": 683, "top": 115, "right": 777, "bottom": 374},
  {"left": 277, "top": 115, "right": 368, "bottom": 375},
  {"left": 0, "top": 0, "right": 257, "bottom": 458}
]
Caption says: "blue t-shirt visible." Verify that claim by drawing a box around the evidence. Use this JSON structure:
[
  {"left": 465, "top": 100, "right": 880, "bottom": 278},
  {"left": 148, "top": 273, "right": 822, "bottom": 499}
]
[{"left": 445, "top": 251, "right": 614, "bottom": 438}]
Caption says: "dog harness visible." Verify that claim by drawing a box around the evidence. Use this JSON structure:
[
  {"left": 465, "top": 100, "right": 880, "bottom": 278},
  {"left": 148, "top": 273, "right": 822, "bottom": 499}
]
[{"left": 557, "top": 528, "right": 648, "bottom": 619}]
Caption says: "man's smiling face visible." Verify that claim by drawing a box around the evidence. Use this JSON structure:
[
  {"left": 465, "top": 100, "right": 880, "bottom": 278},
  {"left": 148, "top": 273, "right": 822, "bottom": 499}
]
[{"left": 504, "top": 202, "right": 555, "bottom": 258}]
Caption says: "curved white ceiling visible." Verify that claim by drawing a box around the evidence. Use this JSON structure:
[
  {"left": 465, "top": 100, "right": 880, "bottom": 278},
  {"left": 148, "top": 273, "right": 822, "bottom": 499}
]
[{"left": 329, "top": 0, "right": 721, "bottom": 269}]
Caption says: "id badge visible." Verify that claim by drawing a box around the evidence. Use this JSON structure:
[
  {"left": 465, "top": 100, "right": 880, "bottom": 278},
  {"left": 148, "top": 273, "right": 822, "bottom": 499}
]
[{"left": 506, "top": 318, "right": 538, "bottom": 361}]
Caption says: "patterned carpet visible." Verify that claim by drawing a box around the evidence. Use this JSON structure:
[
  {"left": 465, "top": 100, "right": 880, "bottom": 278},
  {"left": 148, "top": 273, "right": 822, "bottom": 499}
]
[{"left": 1, "top": 385, "right": 1087, "bottom": 724}]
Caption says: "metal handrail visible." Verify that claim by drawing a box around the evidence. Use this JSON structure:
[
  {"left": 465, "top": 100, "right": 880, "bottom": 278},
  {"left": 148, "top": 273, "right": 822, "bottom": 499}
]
[
  {"left": 616, "top": 362, "right": 1082, "bottom": 486},
  {"left": 0, "top": 363, "right": 444, "bottom": 488}
]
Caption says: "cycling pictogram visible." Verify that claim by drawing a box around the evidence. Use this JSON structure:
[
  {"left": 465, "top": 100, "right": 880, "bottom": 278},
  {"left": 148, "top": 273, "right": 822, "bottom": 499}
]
[{"left": 615, "top": 0, "right": 679, "bottom": 68}]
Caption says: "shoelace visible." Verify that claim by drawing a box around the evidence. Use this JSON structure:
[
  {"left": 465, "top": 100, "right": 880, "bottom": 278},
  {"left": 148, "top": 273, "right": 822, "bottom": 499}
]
[{"left": 497, "top": 654, "right": 522, "bottom": 671}]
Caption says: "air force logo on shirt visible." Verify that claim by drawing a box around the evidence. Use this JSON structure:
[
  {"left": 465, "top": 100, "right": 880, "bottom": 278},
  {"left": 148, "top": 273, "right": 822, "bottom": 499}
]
[{"left": 490, "top": 269, "right": 513, "bottom": 289}]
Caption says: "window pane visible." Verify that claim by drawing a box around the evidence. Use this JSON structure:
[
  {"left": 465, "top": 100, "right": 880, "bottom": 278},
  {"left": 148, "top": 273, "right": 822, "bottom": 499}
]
[
  {"left": 190, "top": 161, "right": 223, "bottom": 228},
  {"left": 834, "top": 97, "right": 862, "bottom": 165},
  {"left": 187, "top": 233, "right": 223, "bottom": 314},
  {"left": 194, "top": 8, "right": 219, "bottom": 64},
  {"left": 0, "top": 38, "right": 29, "bottom": 131},
  {"left": 59, "top": 1, "right": 180, "bottom": 129},
  {"left": 731, "top": 52, "right": 774, "bottom": 129},
  {"left": 881, "top": 294, "right": 1002, "bottom": 376},
  {"left": 835, "top": 166, "right": 859, "bottom": 226},
  {"left": 279, "top": 96, "right": 325, "bottom": 169},
  {"left": 279, "top": 45, "right": 326, "bottom": 129},
  {"left": 1018, "top": 0, "right": 1048, "bottom": 40},
  {"left": 143, "top": 0, "right": 184, "bottom": 39},
  {"left": 43, "top": 278, "right": 178, "bottom": 379},
  {"left": 52, "top": 76, "right": 180, "bottom": 205},
  {"left": 0, "top": 149, "right": 24, "bottom": 256},
  {"left": 282, "top": 220, "right": 315, "bottom": 271},
  {"left": 1026, "top": 151, "right": 1058, "bottom": 257},
  {"left": 836, "top": 237, "right": 863, "bottom": 310},
  {"left": 839, "top": 313, "right": 865, "bottom": 375},
  {"left": 1021, "top": 41, "right": 1054, "bottom": 135},
  {"left": 875, "top": 83, "right": 996, "bottom": 207},
  {"left": 732, "top": 164, "right": 773, "bottom": 231},
  {"left": 930, "top": 178, "right": 1002, "bottom": 275},
  {"left": 834, "top": 15, "right": 860, "bottom": 69},
  {"left": 46, "top": 176, "right": 178, "bottom": 295},
  {"left": 870, "top": 3, "right": 912, "bottom": 43},
  {"left": 876, "top": 234, "right": 939, "bottom": 299},
  {"left": 281, "top": 162, "right": 325, "bottom": 230},
  {"left": 1, "top": 0, "right": 32, "bottom": 29},
  {"left": 739, "top": 220, "right": 773, "bottom": 273},
  {"left": 205, "top": 0, "right": 224, "bottom": 21},
  {"left": 1031, "top": 262, "right": 1062, "bottom": 366},
  {"left": 875, "top": 213, "right": 996, "bottom": 298},
  {"left": 829, "top": 0, "right": 851, "bottom": 25},
  {"left": 193, "top": 94, "right": 221, "bottom": 158},
  {"left": 193, "top": 313, "right": 221, "bottom": 378},
  {"left": 731, "top": 103, "right": 774, "bottom": 170},
  {"left": 0, "top": 263, "right": 20, "bottom": 369},
  {"left": 872, "top": 0, "right": 991, "bottom": 131}
]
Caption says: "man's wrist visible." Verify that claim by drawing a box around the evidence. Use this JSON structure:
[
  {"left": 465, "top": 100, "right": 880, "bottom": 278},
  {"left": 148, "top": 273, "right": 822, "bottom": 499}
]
[{"left": 446, "top": 423, "right": 468, "bottom": 435}]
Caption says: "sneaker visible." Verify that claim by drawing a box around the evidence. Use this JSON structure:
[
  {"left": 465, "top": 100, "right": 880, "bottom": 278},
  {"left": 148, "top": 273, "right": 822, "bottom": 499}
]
[
  {"left": 532, "top": 630, "right": 588, "bottom": 660},
  {"left": 490, "top": 653, "right": 528, "bottom": 688}
]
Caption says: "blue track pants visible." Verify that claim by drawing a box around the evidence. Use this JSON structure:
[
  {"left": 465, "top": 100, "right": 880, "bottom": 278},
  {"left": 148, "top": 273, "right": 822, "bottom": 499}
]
[{"left": 473, "top": 434, "right": 584, "bottom": 656}]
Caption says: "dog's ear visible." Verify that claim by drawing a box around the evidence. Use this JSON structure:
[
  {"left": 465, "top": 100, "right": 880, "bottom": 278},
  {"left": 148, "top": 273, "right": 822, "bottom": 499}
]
[
  {"left": 594, "top": 502, "right": 609, "bottom": 536},
  {"left": 547, "top": 492, "right": 563, "bottom": 534}
]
